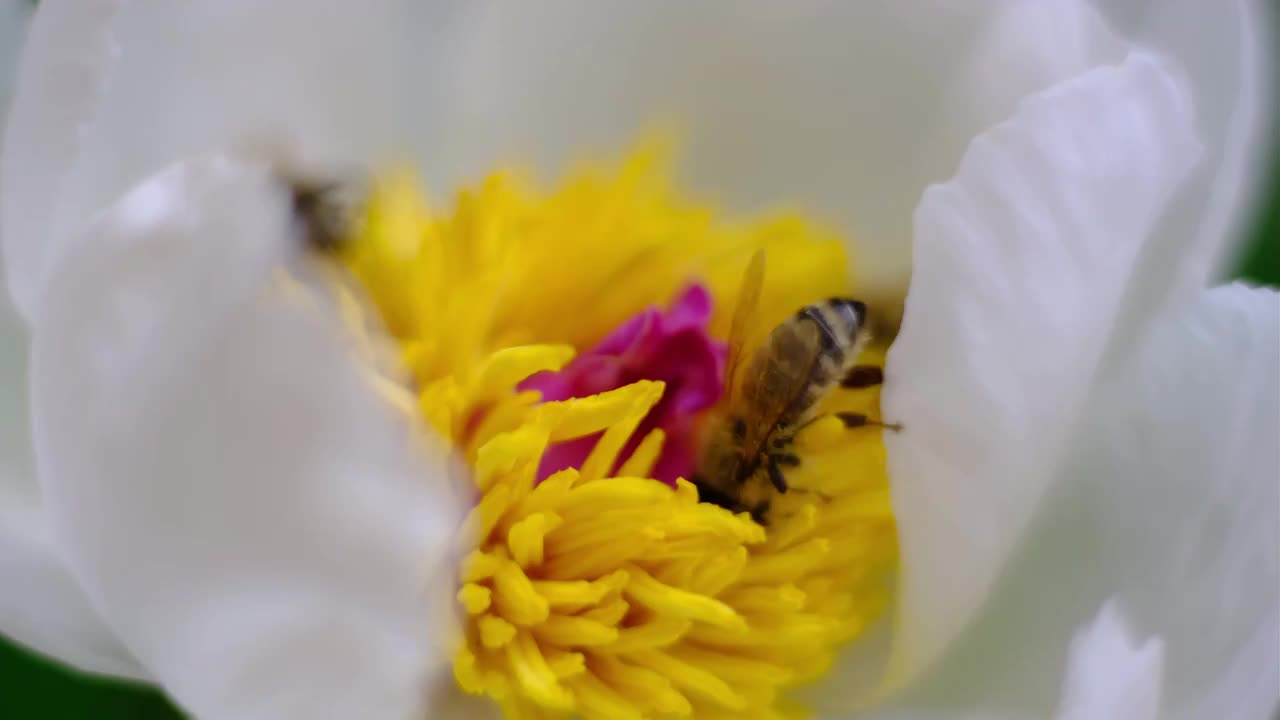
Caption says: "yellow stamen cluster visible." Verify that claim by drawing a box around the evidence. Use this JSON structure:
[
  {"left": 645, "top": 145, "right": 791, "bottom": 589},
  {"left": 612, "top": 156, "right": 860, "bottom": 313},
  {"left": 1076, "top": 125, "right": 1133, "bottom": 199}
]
[{"left": 339, "top": 145, "right": 898, "bottom": 719}]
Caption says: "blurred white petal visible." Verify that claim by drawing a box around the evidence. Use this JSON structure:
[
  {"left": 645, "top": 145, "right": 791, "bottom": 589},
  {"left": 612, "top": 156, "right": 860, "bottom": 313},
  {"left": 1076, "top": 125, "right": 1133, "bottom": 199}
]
[
  {"left": 0, "top": 506, "right": 146, "bottom": 679},
  {"left": 29, "top": 153, "right": 463, "bottom": 719},
  {"left": 874, "top": 284, "right": 1278, "bottom": 718},
  {"left": 0, "top": 265, "right": 132, "bottom": 678},
  {"left": 0, "top": 0, "right": 33, "bottom": 121},
  {"left": 1, "top": 0, "right": 125, "bottom": 321},
  {"left": 441, "top": 0, "right": 1129, "bottom": 291},
  {"left": 1055, "top": 601, "right": 1164, "bottom": 720},
  {"left": 15, "top": 0, "right": 1241, "bottom": 308},
  {"left": 953, "top": 0, "right": 1126, "bottom": 126},
  {"left": 1079, "top": 284, "right": 1278, "bottom": 719},
  {"left": 1096, "top": 0, "right": 1272, "bottom": 291},
  {"left": 882, "top": 51, "right": 1199, "bottom": 692},
  {"left": 844, "top": 603, "right": 1164, "bottom": 720},
  {"left": 856, "top": 603, "right": 1164, "bottom": 720},
  {"left": 2, "top": 0, "right": 454, "bottom": 323},
  {"left": 0, "top": 291, "right": 31, "bottom": 503}
]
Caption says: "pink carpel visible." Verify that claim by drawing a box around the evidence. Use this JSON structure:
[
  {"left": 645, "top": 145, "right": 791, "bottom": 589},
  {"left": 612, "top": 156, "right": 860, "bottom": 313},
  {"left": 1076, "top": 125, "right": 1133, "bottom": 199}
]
[{"left": 519, "top": 284, "right": 727, "bottom": 485}]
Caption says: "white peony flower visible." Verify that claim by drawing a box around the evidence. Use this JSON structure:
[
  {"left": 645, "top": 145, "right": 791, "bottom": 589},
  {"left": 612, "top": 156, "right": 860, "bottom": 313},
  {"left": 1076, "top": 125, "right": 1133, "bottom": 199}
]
[{"left": 0, "top": 2, "right": 1274, "bottom": 719}]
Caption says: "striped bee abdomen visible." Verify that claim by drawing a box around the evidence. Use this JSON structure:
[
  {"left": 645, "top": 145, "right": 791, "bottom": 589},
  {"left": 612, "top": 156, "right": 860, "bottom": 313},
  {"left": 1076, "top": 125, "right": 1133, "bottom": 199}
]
[{"left": 782, "top": 298, "right": 867, "bottom": 422}]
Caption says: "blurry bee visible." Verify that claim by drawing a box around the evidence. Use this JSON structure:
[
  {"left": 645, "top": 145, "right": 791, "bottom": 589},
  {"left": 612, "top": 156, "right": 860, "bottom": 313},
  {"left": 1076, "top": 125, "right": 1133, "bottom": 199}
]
[
  {"left": 693, "top": 249, "right": 899, "bottom": 523},
  {"left": 286, "top": 176, "right": 358, "bottom": 253},
  {"left": 245, "top": 137, "right": 363, "bottom": 253}
]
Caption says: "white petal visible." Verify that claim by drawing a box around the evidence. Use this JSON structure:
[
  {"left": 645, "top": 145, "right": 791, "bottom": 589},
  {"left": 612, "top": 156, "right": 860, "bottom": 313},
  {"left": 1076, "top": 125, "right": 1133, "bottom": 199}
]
[
  {"left": 1055, "top": 601, "right": 1164, "bottom": 720},
  {"left": 0, "top": 233, "right": 136, "bottom": 679},
  {"left": 952, "top": 1, "right": 1127, "bottom": 126},
  {"left": 0, "top": 288, "right": 32, "bottom": 504},
  {"left": 1, "top": 0, "right": 126, "bottom": 322},
  {"left": 4, "top": 1, "right": 1135, "bottom": 310},
  {"left": 850, "top": 709, "right": 1013, "bottom": 720},
  {"left": 854, "top": 602, "right": 1165, "bottom": 720},
  {"left": 880, "top": 51, "right": 1200, "bottom": 692},
  {"left": 872, "top": 284, "right": 1278, "bottom": 718},
  {"left": 0, "top": 505, "right": 146, "bottom": 679},
  {"left": 1095, "top": 0, "right": 1273, "bottom": 290},
  {"left": 406, "top": 0, "right": 1127, "bottom": 292},
  {"left": 29, "top": 153, "right": 465, "bottom": 719},
  {"left": 0, "top": 0, "right": 33, "bottom": 122},
  {"left": 2, "top": 0, "right": 452, "bottom": 322},
  {"left": 0, "top": 18, "right": 126, "bottom": 671},
  {"left": 1073, "top": 283, "right": 1278, "bottom": 719}
]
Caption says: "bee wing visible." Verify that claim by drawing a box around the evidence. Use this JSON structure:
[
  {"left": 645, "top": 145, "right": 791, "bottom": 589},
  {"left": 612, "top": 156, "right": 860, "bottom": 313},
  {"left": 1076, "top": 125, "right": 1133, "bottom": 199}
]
[
  {"left": 724, "top": 248, "right": 766, "bottom": 395},
  {"left": 746, "top": 313, "right": 827, "bottom": 457}
]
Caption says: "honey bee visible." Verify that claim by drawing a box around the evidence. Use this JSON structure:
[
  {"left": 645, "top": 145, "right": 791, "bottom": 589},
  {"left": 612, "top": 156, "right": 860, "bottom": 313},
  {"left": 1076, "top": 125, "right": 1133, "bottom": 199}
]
[{"left": 692, "top": 249, "right": 898, "bottom": 522}]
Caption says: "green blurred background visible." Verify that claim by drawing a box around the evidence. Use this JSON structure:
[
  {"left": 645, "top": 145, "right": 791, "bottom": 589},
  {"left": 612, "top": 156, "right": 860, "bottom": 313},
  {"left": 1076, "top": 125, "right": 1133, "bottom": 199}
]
[{"left": 2, "top": 7, "right": 1279, "bottom": 720}]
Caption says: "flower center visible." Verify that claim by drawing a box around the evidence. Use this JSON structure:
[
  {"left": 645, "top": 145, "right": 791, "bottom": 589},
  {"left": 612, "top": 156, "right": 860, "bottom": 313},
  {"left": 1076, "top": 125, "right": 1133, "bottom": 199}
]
[{"left": 336, "top": 144, "right": 898, "bottom": 719}]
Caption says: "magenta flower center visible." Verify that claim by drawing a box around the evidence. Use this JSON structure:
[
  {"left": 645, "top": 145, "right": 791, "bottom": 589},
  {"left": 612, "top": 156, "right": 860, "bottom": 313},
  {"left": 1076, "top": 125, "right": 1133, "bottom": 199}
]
[{"left": 519, "top": 284, "right": 727, "bottom": 485}]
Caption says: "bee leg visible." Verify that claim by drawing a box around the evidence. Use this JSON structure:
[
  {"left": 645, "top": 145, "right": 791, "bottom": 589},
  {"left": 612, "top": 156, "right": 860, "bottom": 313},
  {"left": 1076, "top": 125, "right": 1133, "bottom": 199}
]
[
  {"left": 766, "top": 456, "right": 789, "bottom": 494},
  {"left": 749, "top": 501, "right": 771, "bottom": 525},
  {"left": 840, "top": 365, "right": 884, "bottom": 389},
  {"left": 835, "top": 411, "right": 904, "bottom": 432},
  {"left": 771, "top": 453, "right": 801, "bottom": 468}
]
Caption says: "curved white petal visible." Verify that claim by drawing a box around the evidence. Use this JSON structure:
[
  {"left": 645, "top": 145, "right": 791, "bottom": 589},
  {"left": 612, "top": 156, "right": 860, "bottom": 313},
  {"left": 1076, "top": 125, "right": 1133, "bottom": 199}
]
[
  {"left": 2, "top": 0, "right": 454, "bottom": 322},
  {"left": 1095, "top": 0, "right": 1273, "bottom": 292},
  {"left": 1055, "top": 601, "right": 1164, "bottom": 720},
  {"left": 880, "top": 51, "right": 1200, "bottom": 693},
  {"left": 2, "top": 1, "right": 1162, "bottom": 312},
  {"left": 953, "top": 1, "right": 1127, "bottom": 126},
  {"left": 16, "top": 0, "right": 1254, "bottom": 322},
  {"left": 844, "top": 599, "right": 1167, "bottom": 717},
  {"left": 0, "top": 7, "right": 118, "bottom": 671},
  {"left": 872, "top": 284, "right": 1278, "bottom": 718},
  {"left": 1, "top": 0, "right": 126, "bottom": 322},
  {"left": 849, "top": 602, "right": 1165, "bottom": 720},
  {"left": 439, "top": 0, "right": 1128, "bottom": 291},
  {"left": 0, "top": 506, "right": 146, "bottom": 679},
  {"left": 29, "top": 153, "right": 464, "bottom": 719},
  {"left": 1075, "top": 283, "right": 1278, "bottom": 719},
  {"left": 0, "top": 266, "right": 138, "bottom": 680}
]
